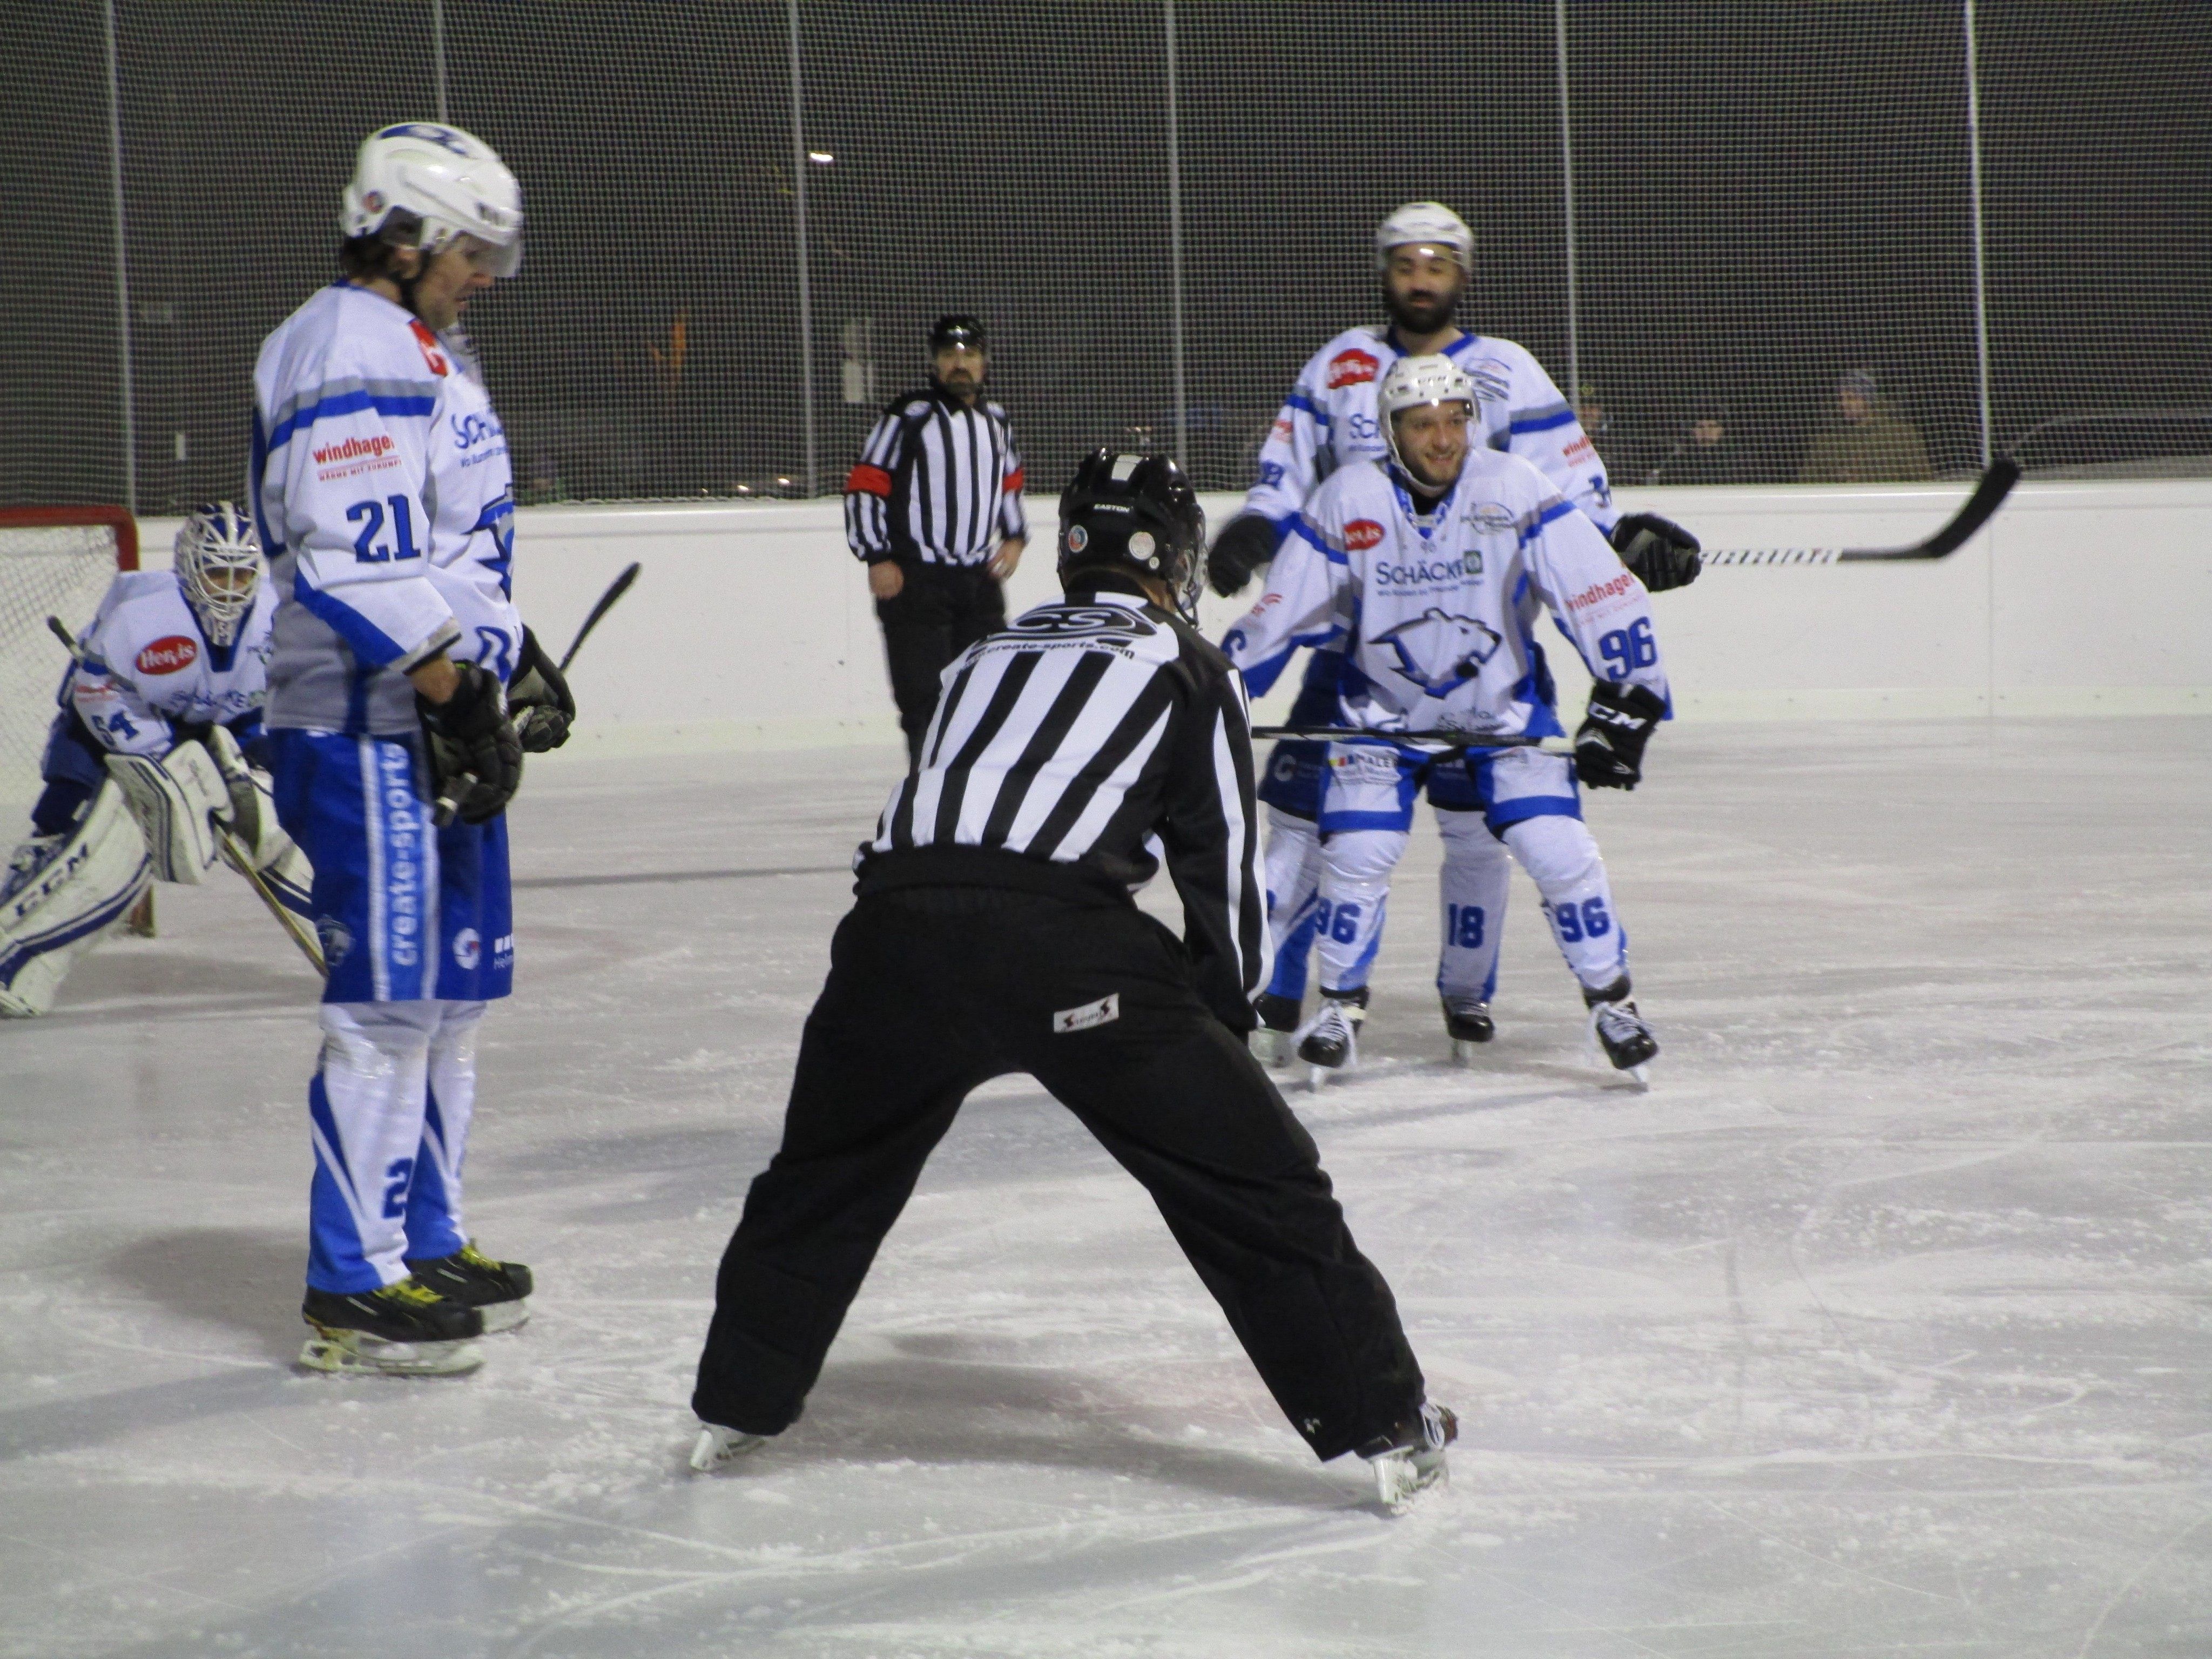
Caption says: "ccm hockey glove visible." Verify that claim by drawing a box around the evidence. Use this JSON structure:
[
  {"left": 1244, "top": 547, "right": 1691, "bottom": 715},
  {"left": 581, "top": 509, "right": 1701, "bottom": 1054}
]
[
  {"left": 1574, "top": 681, "right": 1668, "bottom": 791},
  {"left": 418, "top": 662, "right": 524, "bottom": 825},
  {"left": 1611, "top": 512, "right": 1702, "bottom": 592},
  {"left": 508, "top": 625, "right": 577, "bottom": 753},
  {"left": 1206, "top": 513, "right": 1279, "bottom": 598}
]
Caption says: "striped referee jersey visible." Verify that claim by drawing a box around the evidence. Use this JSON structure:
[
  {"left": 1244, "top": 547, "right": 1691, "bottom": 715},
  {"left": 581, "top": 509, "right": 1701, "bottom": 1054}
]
[
  {"left": 860, "top": 579, "right": 1268, "bottom": 1022},
  {"left": 845, "top": 386, "right": 1027, "bottom": 567}
]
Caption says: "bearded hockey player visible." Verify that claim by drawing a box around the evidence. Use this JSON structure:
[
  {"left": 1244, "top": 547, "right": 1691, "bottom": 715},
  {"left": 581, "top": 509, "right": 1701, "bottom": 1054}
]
[
  {"left": 0, "top": 503, "right": 311, "bottom": 1017},
  {"left": 1223, "top": 355, "right": 1670, "bottom": 1087},
  {"left": 251, "top": 120, "right": 572, "bottom": 1377},
  {"left": 1210, "top": 203, "right": 1698, "bottom": 1065}
]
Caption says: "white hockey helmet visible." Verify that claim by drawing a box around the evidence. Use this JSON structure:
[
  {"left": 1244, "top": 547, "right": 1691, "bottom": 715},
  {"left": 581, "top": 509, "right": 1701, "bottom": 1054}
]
[
  {"left": 341, "top": 122, "right": 523, "bottom": 277},
  {"left": 174, "top": 501, "right": 261, "bottom": 648},
  {"left": 1378, "top": 354, "right": 1476, "bottom": 476},
  {"left": 1375, "top": 200, "right": 1473, "bottom": 270}
]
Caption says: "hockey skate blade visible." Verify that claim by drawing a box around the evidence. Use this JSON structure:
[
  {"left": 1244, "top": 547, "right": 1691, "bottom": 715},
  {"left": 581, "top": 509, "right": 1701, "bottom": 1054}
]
[
  {"left": 1451, "top": 1038, "right": 1485, "bottom": 1068},
  {"left": 1248, "top": 1028, "right": 1290, "bottom": 1066},
  {"left": 477, "top": 1299, "right": 530, "bottom": 1334},
  {"left": 691, "top": 1424, "right": 770, "bottom": 1472},
  {"left": 297, "top": 1327, "right": 483, "bottom": 1377},
  {"left": 1372, "top": 1446, "right": 1449, "bottom": 1513}
]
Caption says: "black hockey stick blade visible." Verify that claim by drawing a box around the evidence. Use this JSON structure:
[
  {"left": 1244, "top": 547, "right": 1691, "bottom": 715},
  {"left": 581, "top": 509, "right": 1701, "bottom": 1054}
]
[
  {"left": 1252, "top": 726, "right": 1562, "bottom": 752},
  {"left": 1701, "top": 458, "right": 2021, "bottom": 567},
  {"left": 558, "top": 562, "right": 641, "bottom": 672}
]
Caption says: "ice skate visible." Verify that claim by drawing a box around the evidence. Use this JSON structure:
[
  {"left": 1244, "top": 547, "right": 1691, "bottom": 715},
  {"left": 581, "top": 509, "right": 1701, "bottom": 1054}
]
[
  {"left": 690, "top": 1422, "right": 772, "bottom": 1472},
  {"left": 1249, "top": 992, "right": 1302, "bottom": 1065},
  {"left": 404, "top": 1240, "right": 534, "bottom": 1332},
  {"left": 1441, "top": 995, "right": 1494, "bottom": 1065},
  {"left": 298, "top": 1277, "right": 485, "bottom": 1375},
  {"left": 1363, "top": 1401, "right": 1457, "bottom": 1513},
  {"left": 1583, "top": 977, "right": 1657, "bottom": 1087},
  {"left": 1296, "top": 988, "right": 1367, "bottom": 1090}
]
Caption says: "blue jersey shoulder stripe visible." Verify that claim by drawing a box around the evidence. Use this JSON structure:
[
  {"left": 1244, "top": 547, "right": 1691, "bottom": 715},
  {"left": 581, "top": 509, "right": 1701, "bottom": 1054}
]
[
  {"left": 1287, "top": 514, "right": 1345, "bottom": 565},
  {"left": 267, "top": 388, "right": 437, "bottom": 452},
  {"left": 291, "top": 567, "right": 407, "bottom": 666},
  {"left": 1507, "top": 408, "right": 1577, "bottom": 436}
]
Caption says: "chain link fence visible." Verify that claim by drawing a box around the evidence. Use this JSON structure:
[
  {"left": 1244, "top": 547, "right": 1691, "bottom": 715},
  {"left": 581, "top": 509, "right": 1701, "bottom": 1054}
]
[{"left": 6, "top": 0, "right": 2208, "bottom": 516}]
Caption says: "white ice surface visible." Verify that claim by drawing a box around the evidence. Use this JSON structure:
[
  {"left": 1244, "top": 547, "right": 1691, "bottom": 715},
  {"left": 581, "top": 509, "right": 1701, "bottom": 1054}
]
[{"left": 3, "top": 719, "right": 2209, "bottom": 1658}]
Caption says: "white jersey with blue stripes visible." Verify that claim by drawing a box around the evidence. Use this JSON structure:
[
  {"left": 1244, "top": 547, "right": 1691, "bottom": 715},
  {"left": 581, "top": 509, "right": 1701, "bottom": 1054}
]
[
  {"left": 251, "top": 282, "right": 522, "bottom": 734},
  {"left": 61, "top": 570, "right": 275, "bottom": 757},
  {"left": 1222, "top": 452, "right": 1665, "bottom": 741},
  {"left": 1238, "top": 325, "right": 1615, "bottom": 538}
]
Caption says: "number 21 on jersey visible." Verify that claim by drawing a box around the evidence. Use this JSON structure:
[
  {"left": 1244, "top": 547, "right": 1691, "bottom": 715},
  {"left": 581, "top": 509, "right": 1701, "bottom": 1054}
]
[{"left": 347, "top": 495, "right": 422, "bottom": 563}]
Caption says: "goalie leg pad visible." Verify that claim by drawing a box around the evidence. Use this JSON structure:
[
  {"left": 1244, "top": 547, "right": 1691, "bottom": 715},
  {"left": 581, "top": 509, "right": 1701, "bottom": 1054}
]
[
  {"left": 106, "top": 740, "right": 230, "bottom": 884},
  {"left": 0, "top": 784, "right": 153, "bottom": 1016}
]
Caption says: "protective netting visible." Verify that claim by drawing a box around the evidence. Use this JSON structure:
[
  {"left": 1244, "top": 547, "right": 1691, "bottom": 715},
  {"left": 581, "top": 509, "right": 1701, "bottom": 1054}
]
[
  {"left": 4, "top": 0, "right": 2207, "bottom": 512},
  {"left": 0, "top": 521, "right": 131, "bottom": 821}
]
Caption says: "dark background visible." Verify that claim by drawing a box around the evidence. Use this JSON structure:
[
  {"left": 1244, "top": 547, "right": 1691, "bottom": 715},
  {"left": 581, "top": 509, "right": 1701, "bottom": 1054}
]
[{"left": 4, "top": 0, "right": 2206, "bottom": 514}]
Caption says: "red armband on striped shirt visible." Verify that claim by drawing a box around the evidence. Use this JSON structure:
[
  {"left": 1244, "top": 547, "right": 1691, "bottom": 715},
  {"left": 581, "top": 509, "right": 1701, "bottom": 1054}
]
[{"left": 845, "top": 463, "right": 893, "bottom": 497}]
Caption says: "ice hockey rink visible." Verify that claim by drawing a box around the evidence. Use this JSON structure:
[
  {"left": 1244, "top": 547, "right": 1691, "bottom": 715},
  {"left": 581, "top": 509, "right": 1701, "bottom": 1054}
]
[{"left": 3, "top": 715, "right": 2207, "bottom": 1658}]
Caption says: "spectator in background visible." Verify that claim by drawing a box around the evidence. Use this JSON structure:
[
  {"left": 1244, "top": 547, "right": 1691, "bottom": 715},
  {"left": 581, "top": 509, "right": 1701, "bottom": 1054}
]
[
  {"left": 1798, "top": 368, "right": 1933, "bottom": 483},
  {"left": 1650, "top": 394, "right": 1758, "bottom": 485}
]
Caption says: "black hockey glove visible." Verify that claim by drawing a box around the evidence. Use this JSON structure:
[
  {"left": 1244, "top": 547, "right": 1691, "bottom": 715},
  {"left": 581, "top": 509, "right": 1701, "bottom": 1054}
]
[
  {"left": 508, "top": 625, "right": 577, "bottom": 753},
  {"left": 1574, "top": 680, "right": 1668, "bottom": 791},
  {"left": 1611, "top": 512, "right": 1702, "bottom": 592},
  {"left": 1206, "top": 513, "right": 1279, "bottom": 598},
  {"left": 417, "top": 661, "right": 524, "bottom": 826}
]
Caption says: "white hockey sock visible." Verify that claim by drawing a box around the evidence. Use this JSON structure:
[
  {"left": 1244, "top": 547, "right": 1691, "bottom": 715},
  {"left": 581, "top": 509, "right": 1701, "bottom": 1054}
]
[
  {"left": 405, "top": 1000, "right": 486, "bottom": 1262},
  {"left": 1501, "top": 815, "right": 1629, "bottom": 995},
  {"left": 1434, "top": 810, "right": 1510, "bottom": 1004},
  {"left": 1261, "top": 808, "right": 1324, "bottom": 1001},
  {"left": 1313, "top": 826, "right": 1408, "bottom": 993},
  {"left": 307, "top": 1000, "right": 442, "bottom": 1293}
]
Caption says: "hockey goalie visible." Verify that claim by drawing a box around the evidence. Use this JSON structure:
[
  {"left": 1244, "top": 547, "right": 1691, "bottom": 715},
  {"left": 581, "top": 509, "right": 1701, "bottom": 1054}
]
[{"left": 0, "top": 502, "right": 312, "bottom": 1015}]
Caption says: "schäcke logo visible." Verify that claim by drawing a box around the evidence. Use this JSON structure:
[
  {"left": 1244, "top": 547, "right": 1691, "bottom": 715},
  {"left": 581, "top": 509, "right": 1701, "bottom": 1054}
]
[
  {"left": 136, "top": 636, "right": 198, "bottom": 675},
  {"left": 1327, "top": 348, "right": 1380, "bottom": 390},
  {"left": 1343, "top": 519, "right": 1385, "bottom": 551}
]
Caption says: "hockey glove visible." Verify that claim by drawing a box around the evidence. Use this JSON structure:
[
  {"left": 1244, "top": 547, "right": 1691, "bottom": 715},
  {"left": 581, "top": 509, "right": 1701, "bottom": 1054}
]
[
  {"left": 417, "top": 661, "right": 524, "bottom": 826},
  {"left": 1574, "top": 680, "right": 1668, "bottom": 791},
  {"left": 508, "top": 625, "right": 577, "bottom": 753},
  {"left": 1610, "top": 512, "right": 1702, "bottom": 592},
  {"left": 1206, "top": 513, "right": 1279, "bottom": 598}
]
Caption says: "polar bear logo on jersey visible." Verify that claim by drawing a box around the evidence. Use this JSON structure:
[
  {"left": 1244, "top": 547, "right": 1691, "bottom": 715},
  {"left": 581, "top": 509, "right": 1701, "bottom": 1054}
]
[{"left": 1374, "top": 608, "right": 1504, "bottom": 697}]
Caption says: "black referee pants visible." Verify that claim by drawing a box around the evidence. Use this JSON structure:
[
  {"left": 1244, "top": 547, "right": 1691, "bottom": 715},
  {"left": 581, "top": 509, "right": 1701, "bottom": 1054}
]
[
  {"left": 875, "top": 562, "right": 1006, "bottom": 761},
  {"left": 693, "top": 888, "right": 1427, "bottom": 1462}
]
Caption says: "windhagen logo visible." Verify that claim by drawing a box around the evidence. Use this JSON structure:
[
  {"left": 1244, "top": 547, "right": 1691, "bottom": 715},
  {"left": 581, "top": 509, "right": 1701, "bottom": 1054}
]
[{"left": 313, "top": 434, "right": 395, "bottom": 465}]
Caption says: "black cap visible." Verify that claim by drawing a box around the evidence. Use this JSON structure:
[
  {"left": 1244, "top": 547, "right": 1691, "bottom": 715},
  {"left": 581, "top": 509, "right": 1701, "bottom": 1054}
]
[{"left": 929, "top": 314, "right": 987, "bottom": 352}]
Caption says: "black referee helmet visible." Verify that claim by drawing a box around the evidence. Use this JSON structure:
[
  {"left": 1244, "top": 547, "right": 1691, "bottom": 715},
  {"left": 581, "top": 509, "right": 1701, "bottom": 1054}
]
[
  {"left": 1057, "top": 449, "right": 1206, "bottom": 621},
  {"left": 928, "top": 314, "right": 988, "bottom": 352}
]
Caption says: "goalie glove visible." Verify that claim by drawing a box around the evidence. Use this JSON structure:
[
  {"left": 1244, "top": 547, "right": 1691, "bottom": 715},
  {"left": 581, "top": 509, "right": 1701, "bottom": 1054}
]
[
  {"left": 1574, "top": 681, "right": 1668, "bottom": 792},
  {"left": 1206, "top": 512, "right": 1280, "bottom": 598},
  {"left": 417, "top": 662, "right": 524, "bottom": 826},
  {"left": 508, "top": 625, "right": 577, "bottom": 753},
  {"left": 1610, "top": 512, "right": 1702, "bottom": 592}
]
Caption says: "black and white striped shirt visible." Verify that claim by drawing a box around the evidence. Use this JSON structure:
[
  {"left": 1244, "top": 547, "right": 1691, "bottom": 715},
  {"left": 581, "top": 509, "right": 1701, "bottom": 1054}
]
[
  {"left": 860, "top": 581, "right": 1267, "bottom": 1027},
  {"left": 844, "top": 387, "right": 1027, "bottom": 567}
]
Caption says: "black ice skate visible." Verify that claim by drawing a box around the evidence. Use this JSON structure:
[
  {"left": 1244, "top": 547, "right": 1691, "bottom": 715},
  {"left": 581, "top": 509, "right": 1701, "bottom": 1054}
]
[
  {"left": 1296, "top": 988, "right": 1368, "bottom": 1090},
  {"left": 299, "top": 1277, "right": 484, "bottom": 1375},
  {"left": 1248, "top": 992, "right": 1303, "bottom": 1066},
  {"left": 404, "top": 1240, "right": 534, "bottom": 1332},
  {"left": 1441, "top": 995, "right": 1494, "bottom": 1064},
  {"left": 1583, "top": 976, "right": 1657, "bottom": 1087},
  {"left": 1361, "top": 1400, "right": 1458, "bottom": 1512}
]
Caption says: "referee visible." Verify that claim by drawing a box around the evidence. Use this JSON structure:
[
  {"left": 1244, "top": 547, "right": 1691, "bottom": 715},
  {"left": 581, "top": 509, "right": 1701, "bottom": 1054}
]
[
  {"left": 845, "top": 314, "right": 1028, "bottom": 760},
  {"left": 692, "top": 450, "right": 1455, "bottom": 1509}
]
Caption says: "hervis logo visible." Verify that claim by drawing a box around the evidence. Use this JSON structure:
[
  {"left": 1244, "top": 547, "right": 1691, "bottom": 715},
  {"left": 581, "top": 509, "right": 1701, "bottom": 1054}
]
[
  {"left": 136, "top": 636, "right": 199, "bottom": 675},
  {"left": 1343, "top": 519, "right": 1385, "bottom": 551},
  {"left": 1326, "top": 348, "right": 1380, "bottom": 390}
]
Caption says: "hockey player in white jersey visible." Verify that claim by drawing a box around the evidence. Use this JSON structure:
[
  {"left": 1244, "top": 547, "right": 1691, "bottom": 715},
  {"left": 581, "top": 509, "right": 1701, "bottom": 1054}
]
[
  {"left": 1210, "top": 202, "right": 1699, "bottom": 1064},
  {"left": 0, "top": 503, "right": 311, "bottom": 1017},
  {"left": 251, "top": 121, "right": 571, "bottom": 1375},
  {"left": 1222, "top": 355, "right": 1670, "bottom": 1084}
]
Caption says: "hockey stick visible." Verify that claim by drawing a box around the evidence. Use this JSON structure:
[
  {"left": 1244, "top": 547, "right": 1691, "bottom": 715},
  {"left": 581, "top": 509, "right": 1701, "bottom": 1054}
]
[
  {"left": 1698, "top": 457, "right": 2021, "bottom": 567},
  {"left": 557, "top": 561, "right": 640, "bottom": 673},
  {"left": 1253, "top": 726, "right": 1573, "bottom": 756},
  {"left": 45, "top": 615, "right": 322, "bottom": 974}
]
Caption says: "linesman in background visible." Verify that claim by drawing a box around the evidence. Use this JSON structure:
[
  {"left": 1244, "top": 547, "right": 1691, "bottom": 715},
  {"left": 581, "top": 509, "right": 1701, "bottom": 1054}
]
[
  {"left": 844, "top": 314, "right": 1029, "bottom": 761},
  {"left": 693, "top": 450, "right": 1455, "bottom": 1511}
]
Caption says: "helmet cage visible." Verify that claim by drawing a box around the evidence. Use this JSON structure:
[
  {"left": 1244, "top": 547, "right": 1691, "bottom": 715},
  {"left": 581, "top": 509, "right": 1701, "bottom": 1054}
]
[{"left": 174, "top": 502, "right": 261, "bottom": 648}]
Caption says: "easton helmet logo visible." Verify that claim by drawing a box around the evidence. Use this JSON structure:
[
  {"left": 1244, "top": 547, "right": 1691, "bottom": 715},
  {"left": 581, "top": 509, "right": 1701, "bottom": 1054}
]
[
  {"left": 1344, "top": 519, "right": 1385, "bottom": 551},
  {"left": 136, "top": 636, "right": 199, "bottom": 675},
  {"left": 377, "top": 123, "right": 471, "bottom": 156},
  {"left": 1326, "top": 348, "right": 1380, "bottom": 389}
]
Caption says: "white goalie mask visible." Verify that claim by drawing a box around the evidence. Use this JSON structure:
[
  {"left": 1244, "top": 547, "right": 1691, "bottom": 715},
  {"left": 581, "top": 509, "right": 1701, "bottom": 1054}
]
[
  {"left": 342, "top": 122, "right": 524, "bottom": 277},
  {"left": 1378, "top": 355, "right": 1476, "bottom": 481},
  {"left": 1374, "top": 200, "right": 1473, "bottom": 271},
  {"left": 173, "top": 501, "right": 261, "bottom": 648}
]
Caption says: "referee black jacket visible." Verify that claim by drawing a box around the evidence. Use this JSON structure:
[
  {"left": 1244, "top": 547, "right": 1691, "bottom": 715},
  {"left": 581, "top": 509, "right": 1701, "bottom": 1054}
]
[{"left": 859, "top": 574, "right": 1267, "bottom": 1032}]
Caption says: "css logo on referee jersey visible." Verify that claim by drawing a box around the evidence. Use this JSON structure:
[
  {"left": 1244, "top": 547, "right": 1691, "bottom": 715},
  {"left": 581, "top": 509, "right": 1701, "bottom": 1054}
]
[{"left": 1008, "top": 605, "right": 1158, "bottom": 642}]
